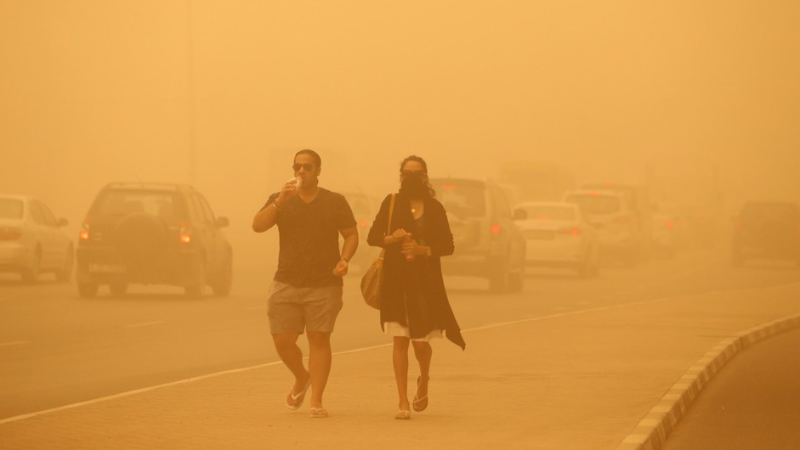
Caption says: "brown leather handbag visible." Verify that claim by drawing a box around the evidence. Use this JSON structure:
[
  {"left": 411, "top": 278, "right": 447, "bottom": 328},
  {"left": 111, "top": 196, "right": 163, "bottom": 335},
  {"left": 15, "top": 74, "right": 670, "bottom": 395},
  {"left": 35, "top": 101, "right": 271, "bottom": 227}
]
[{"left": 360, "top": 194, "right": 396, "bottom": 310}]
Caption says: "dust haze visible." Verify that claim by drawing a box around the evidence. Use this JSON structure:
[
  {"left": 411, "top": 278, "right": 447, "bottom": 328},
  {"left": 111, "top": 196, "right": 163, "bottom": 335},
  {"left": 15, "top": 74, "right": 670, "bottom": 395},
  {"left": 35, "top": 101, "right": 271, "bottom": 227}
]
[{"left": 2, "top": 1, "right": 798, "bottom": 267}]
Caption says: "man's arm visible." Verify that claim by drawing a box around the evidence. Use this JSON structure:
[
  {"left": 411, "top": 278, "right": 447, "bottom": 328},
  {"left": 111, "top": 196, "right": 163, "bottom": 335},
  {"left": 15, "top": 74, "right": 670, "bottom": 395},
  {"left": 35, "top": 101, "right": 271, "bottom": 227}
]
[
  {"left": 332, "top": 226, "right": 359, "bottom": 277},
  {"left": 252, "top": 199, "right": 281, "bottom": 233}
]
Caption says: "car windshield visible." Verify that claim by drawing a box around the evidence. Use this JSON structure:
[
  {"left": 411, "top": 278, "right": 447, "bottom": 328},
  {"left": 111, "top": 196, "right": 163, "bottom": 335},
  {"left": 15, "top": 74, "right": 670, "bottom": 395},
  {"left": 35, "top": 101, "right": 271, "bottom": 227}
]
[
  {"left": 0, "top": 198, "right": 24, "bottom": 219},
  {"left": 94, "top": 191, "right": 183, "bottom": 219},
  {"left": 565, "top": 194, "right": 620, "bottom": 215},
  {"left": 433, "top": 182, "right": 486, "bottom": 218},
  {"left": 519, "top": 205, "right": 575, "bottom": 221},
  {"left": 742, "top": 203, "right": 800, "bottom": 223}
]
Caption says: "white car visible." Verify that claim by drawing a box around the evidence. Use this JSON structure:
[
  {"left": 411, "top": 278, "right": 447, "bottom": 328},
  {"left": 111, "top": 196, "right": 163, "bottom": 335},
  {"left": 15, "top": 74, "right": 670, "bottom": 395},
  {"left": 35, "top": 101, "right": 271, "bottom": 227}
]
[
  {"left": 563, "top": 189, "right": 643, "bottom": 266},
  {"left": 513, "top": 201, "right": 600, "bottom": 277},
  {"left": 0, "top": 195, "right": 74, "bottom": 282}
]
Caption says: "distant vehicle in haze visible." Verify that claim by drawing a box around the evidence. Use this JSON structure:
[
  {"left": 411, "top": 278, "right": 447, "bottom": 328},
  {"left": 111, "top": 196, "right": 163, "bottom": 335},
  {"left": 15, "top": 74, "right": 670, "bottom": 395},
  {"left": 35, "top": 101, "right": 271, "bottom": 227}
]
[
  {"left": 646, "top": 160, "right": 725, "bottom": 249},
  {"left": 563, "top": 189, "right": 643, "bottom": 266},
  {"left": 428, "top": 177, "right": 526, "bottom": 292},
  {"left": 0, "top": 195, "right": 74, "bottom": 282},
  {"left": 498, "top": 160, "right": 575, "bottom": 203},
  {"left": 581, "top": 181, "right": 653, "bottom": 258},
  {"left": 76, "top": 183, "right": 232, "bottom": 298},
  {"left": 513, "top": 201, "right": 600, "bottom": 277},
  {"left": 732, "top": 201, "right": 800, "bottom": 267}
]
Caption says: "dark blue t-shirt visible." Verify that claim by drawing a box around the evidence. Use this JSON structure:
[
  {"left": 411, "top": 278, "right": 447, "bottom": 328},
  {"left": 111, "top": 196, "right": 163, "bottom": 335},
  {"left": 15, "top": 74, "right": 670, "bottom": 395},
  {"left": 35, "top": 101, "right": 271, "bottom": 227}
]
[{"left": 263, "top": 188, "right": 356, "bottom": 287}]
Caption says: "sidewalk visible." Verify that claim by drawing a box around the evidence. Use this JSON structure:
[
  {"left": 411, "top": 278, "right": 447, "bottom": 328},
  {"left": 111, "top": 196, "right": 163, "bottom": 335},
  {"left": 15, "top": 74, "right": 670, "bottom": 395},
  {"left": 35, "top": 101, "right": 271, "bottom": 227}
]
[{"left": 2, "top": 281, "right": 800, "bottom": 450}]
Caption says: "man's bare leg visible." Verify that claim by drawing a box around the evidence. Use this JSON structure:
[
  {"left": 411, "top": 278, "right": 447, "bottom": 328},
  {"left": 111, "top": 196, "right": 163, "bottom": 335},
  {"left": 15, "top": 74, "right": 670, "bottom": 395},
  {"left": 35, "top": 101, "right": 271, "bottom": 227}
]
[
  {"left": 273, "top": 333, "right": 310, "bottom": 407},
  {"left": 307, "top": 331, "right": 332, "bottom": 410}
]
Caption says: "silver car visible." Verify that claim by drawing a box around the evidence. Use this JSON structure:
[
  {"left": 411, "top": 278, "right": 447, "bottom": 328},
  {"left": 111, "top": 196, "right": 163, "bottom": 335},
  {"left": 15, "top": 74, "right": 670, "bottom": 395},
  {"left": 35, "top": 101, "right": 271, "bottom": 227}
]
[{"left": 0, "top": 195, "right": 74, "bottom": 282}]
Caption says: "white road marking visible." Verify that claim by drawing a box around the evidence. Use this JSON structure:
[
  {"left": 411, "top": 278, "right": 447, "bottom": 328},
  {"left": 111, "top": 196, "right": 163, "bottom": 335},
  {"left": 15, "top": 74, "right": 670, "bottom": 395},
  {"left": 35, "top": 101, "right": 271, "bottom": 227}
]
[
  {"left": 0, "top": 341, "right": 28, "bottom": 348},
  {"left": 123, "top": 321, "right": 165, "bottom": 329}
]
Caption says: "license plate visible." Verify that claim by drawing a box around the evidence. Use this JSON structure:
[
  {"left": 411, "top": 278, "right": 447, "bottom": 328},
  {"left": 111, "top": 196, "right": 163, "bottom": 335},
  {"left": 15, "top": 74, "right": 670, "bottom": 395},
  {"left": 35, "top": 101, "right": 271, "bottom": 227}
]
[{"left": 88, "top": 263, "right": 126, "bottom": 274}]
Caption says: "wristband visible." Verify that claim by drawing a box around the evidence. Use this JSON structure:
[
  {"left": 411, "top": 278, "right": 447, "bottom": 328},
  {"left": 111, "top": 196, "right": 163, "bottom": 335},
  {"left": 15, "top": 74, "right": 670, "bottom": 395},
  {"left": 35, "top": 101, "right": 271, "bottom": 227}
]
[{"left": 340, "top": 256, "right": 350, "bottom": 262}]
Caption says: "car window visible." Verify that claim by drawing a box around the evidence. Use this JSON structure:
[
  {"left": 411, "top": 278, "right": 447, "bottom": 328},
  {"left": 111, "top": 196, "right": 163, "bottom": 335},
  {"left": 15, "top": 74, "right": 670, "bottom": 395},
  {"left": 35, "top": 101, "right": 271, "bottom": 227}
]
[
  {"left": 491, "top": 185, "right": 512, "bottom": 218},
  {"left": 195, "top": 194, "right": 217, "bottom": 224},
  {"left": 433, "top": 182, "right": 486, "bottom": 218},
  {"left": 565, "top": 194, "right": 621, "bottom": 215},
  {"left": 29, "top": 201, "right": 48, "bottom": 225},
  {"left": 95, "top": 190, "right": 183, "bottom": 219},
  {"left": 0, "top": 198, "right": 24, "bottom": 219},
  {"left": 520, "top": 205, "right": 576, "bottom": 221},
  {"left": 35, "top": 201, "right": 59, "bottom": 226},
  {"left": 344, "top": 194, "right": 374, "bottom": 218}
]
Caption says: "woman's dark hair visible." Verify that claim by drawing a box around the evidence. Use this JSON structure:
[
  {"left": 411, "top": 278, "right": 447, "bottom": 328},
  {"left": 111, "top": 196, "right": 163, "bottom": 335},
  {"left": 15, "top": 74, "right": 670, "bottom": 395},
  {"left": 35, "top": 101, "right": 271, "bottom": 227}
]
[
  {"left": 295, "top": 149, "right": 321, "bottom": 167},
  {"left": 399, "top": 155, "right": 436, "bottom": 199}
]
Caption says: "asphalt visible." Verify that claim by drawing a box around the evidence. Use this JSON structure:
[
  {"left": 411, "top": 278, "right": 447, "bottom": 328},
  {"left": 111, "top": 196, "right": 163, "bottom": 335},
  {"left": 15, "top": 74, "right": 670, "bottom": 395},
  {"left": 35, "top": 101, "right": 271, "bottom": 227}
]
[{"left": 2, "top": 281, "right": 800, "bottom": 450}]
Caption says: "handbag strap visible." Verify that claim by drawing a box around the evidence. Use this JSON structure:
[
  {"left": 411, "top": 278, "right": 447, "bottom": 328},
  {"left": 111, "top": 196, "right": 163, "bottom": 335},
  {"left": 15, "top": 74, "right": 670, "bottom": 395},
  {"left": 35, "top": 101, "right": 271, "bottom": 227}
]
[{"left": 379, "top": 194, "right": 396, "bottom": 259}]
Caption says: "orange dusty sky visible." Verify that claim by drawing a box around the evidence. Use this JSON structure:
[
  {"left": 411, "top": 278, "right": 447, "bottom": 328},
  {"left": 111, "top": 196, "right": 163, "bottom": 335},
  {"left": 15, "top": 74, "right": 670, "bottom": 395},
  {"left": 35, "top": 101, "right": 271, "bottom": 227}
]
[{"left": 1, "top": 1, "right": 798, "bottom": 260}]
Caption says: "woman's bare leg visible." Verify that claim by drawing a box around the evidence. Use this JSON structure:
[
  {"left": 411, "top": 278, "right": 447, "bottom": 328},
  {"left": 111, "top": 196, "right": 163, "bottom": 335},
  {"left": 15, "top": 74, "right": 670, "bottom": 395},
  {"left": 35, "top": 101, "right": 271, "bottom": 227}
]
[
  {"left": 393, "top": 336, "right": 411, "bottom": 412},
  {"left": 412, "top": 341, "right": 431, "bottom": 409}
]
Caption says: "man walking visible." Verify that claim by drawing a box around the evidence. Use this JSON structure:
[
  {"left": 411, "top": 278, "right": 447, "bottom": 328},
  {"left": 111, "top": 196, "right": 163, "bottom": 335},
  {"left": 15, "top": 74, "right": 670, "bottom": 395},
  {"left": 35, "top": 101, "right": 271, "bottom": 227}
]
[{"left": 252, "top": 149, "right": 358, "bottom": 418}]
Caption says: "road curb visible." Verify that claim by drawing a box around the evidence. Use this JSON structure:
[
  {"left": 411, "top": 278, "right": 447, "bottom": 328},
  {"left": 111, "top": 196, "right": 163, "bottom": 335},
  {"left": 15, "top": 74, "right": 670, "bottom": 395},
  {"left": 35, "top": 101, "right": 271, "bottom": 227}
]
[{"left": 615, "top": 313, "right": 800, "bottom": 450}]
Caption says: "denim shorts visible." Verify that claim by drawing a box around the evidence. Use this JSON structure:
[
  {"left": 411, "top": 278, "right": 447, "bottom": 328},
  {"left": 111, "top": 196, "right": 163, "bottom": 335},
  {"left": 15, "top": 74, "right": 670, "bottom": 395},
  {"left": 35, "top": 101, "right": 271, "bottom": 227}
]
[{"left": 267, "top": 280, "right": 343, "bottom": 334}]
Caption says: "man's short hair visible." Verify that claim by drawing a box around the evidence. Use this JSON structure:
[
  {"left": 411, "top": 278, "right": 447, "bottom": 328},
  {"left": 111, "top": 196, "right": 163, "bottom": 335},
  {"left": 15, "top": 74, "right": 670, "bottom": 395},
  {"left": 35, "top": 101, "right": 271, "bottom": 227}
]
[{"left": 295, "top": 149, "right": 321, "bottom": 167}]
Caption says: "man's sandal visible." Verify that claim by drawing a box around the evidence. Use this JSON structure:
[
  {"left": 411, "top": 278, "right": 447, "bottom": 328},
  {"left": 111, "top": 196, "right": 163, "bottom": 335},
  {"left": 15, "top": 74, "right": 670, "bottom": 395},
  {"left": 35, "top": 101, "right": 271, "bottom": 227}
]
[{"left": 285, "top": 379, "right": 311, "bottom": 410}]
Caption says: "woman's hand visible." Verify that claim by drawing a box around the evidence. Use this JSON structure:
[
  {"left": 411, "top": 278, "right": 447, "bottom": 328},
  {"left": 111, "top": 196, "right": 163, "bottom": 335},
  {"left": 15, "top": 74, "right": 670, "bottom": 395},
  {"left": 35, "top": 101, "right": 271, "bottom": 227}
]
[
  {"left": 402, "top": 239, "right": 428, "bottom": 257},
  {"left": 385, "top": 229, "right": 411, "bottom": 245}
]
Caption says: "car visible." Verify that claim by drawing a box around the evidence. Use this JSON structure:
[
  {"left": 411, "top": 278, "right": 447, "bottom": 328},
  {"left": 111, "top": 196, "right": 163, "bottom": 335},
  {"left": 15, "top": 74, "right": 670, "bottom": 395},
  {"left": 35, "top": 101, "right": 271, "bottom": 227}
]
[
  {"left": 0, "top": 195, "right": 74, "bottom": 282},
  {"left": 563, "top": 189, "right": 642, "bottom": 266},
  {"left": 581, "top": 182, "right": 653, "bottom": 257},
  {"left": 732, "top": 201, "right": 800, "bottom": 267},
  {"left": 76, "top": 183, "right": 232, "bottom": 298},
  {"left": 428, "top": 177, "right": 526, "bottom": 292},
  {"left": 513, "top": 201, "right": 600, "bottom": 277},
  {"left": 340, "top": 191, "right": 379, "bottom": 272}
]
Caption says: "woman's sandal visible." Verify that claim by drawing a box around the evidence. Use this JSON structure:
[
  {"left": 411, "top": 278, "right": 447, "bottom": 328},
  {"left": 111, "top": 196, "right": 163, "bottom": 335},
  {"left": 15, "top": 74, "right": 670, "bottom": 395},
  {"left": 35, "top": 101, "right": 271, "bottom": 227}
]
[
  {"left": 412, "top": 376, "right": 429, "bottom": 412},
  {"left": 395, "top": 410, "right": 411, "bottom": 420},
  {"left": 310, "top": 407, "right": 329, "bottom": 418}
]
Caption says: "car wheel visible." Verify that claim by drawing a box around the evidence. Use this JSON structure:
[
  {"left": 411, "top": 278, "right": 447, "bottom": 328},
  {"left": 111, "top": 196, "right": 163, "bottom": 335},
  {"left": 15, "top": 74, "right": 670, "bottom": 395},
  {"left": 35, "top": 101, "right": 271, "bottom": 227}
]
[
  {"left": 212, "top": 256, "right": 232, "bottom": 297},
  {"left": 21, "top": 248, "right": 41, "bottom": 283},
  {"left": 78, "top": 282, "right": 99, "bottom": 298},
  {"left": 109, "top": 282, "right": 128, "bottom": 296},
  {"left": 508, "top": 271, "right": 524, "bottom": 292},
  {"left": 489, "top": 259, "right": 510, "bottom": 293},
  {"left": 55, "top": 245, "right": 75, "bottom": 282}
]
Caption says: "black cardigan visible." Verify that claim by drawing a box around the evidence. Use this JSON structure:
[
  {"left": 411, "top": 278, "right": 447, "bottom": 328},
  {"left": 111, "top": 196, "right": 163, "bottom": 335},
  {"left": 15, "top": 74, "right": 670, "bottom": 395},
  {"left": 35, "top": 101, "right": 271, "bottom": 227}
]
[{"left": 367, "top": 193, "right": 466, "bottom": 350}]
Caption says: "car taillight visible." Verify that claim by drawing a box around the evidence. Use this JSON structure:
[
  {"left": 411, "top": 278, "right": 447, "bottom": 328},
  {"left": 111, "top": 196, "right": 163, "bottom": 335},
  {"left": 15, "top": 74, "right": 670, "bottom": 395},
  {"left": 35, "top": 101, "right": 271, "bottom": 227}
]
[
  {"left": 0, "top": 227, "right": 22, "bottom": 241},
  {"left": 560, "top": 227, "right": 581, "bottom": 236},
  {"left": 666, "top": 220, "right": 674, "bottom": 230},
  {"left": 358, "top": 220, "right": 368, "bottom": 228},
  {"left": 179, "top": 224, "right": 193, "bottom": 244},
  {"left": 79, "top": 223, "right": 90, "bottom": 241},
  {"left": 490, "top": 224, "right": 501, "bottom": 235}
]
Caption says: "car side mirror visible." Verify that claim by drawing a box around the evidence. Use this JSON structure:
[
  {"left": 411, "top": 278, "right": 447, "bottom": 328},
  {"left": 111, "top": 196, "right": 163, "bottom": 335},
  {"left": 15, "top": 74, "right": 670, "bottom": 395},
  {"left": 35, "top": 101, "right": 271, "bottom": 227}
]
[
  {"left": 216, "top": 216, "right": 230, "bottom": 228},
  {"left": 57, "top": 218, "right": 69, "bottom": 227},
  {"left": 513, "top": 209, "right": 527, "bottom": 221}
]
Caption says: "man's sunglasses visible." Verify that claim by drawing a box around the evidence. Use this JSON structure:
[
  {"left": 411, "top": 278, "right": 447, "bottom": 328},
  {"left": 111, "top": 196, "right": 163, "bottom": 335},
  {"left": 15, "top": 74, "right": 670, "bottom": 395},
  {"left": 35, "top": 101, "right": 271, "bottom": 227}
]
[{"left": 292, "top": 163, "right": 314, "bottom": 172}]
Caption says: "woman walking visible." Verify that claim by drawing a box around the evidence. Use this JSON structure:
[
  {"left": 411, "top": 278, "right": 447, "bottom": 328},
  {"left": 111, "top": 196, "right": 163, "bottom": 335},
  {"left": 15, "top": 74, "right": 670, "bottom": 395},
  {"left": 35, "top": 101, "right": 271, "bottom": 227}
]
[{"left": 367, "top": 155, "right": 466, "bottom": 420}]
